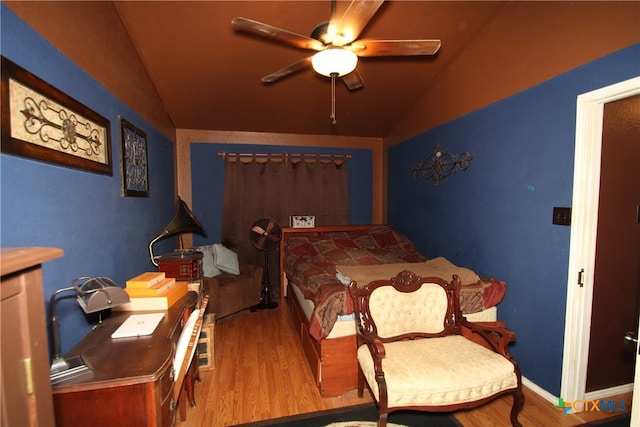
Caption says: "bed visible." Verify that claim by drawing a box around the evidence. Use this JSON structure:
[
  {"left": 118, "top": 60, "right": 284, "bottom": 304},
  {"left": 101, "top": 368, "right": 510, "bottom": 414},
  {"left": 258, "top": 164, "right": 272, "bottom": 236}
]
[{"left": 278, "top": 224, "right": 507, "bottom": 397}]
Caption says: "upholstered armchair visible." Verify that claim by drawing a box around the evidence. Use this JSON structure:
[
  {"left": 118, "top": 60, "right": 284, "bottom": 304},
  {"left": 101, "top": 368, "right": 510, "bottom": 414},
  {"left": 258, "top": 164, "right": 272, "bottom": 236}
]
[
  {"left": 348, "top": 271, "right": 524, "bottom": 427},
  {"left": 203, "top": 262, "right": 262, "bottom": 319},
  {"left": 196, "top": 244, "right": 263, "bottom": 319}
]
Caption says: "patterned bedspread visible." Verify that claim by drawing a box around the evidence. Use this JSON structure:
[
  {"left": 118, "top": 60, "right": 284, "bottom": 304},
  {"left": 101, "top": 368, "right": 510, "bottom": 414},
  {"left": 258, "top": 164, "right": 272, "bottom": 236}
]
[
  {"left": 336, "top": 258, "right": 507, "bottom": 320},
  {"left": 284, "top": 225, "right": 507, "bottom": 340}
]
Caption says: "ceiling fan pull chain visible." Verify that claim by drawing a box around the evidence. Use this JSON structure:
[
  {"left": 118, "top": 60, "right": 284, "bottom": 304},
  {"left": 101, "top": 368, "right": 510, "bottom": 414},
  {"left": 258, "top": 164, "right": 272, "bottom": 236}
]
[{"left": 330, "top": 72, "right": 337, "bottom": 125}]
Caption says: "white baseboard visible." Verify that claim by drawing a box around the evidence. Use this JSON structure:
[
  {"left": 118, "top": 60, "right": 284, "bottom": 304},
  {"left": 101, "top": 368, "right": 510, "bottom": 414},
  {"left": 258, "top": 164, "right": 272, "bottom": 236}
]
[
  {"left": 522, "top": 376, "right": 633, "bottom": 409},
  {"left": 585, "top": 384, "right": 633, "bottom": 400},
  {"left": 522, "top": 376, "right": 559, "bottom": 405}
]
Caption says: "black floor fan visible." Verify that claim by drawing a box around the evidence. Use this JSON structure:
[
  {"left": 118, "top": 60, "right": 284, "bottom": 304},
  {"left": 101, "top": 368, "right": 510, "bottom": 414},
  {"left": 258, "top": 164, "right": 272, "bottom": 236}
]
[{"left": 249, "top": 218, "right": 282, "bottom": 310}]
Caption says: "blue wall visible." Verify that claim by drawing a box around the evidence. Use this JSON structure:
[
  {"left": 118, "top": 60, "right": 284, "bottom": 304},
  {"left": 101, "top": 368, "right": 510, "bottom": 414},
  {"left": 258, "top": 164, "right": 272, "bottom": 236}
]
[
  {"left": 388, "top": 43, "right": 640, "bottom": 395},
  {"left": 0, "top": 6, "right": 177, "bottom": 356},
  {"left": 190, "top": 143, "right": 373, "bottom": 245}
]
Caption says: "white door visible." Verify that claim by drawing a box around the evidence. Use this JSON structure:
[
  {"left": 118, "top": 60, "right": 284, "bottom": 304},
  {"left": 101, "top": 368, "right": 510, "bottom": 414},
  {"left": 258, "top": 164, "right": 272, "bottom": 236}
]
[{"left": 560, "top": 76, "right": 640, "bottom": 403}]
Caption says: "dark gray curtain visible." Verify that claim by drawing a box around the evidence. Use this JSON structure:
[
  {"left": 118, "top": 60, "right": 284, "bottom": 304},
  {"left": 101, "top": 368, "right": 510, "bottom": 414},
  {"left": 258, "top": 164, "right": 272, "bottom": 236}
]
[{"left": 221, "top": 155, "right": 349, "bottom": 294}]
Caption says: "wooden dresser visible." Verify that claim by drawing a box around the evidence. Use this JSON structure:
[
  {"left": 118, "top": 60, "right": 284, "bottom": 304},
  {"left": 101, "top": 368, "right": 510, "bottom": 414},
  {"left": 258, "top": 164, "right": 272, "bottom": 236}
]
[
  {"left": 1, "top": 247, "right": 63, "bottom": 427},
  {"left": 52, "top": 291, "right": 199, "bottom": 427}
]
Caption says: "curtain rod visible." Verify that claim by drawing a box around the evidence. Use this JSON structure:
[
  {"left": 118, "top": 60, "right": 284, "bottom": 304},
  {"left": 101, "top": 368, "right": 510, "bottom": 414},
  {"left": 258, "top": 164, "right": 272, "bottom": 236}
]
[{"left": 218, "top": 152, "right": 351, "bottom": 159}]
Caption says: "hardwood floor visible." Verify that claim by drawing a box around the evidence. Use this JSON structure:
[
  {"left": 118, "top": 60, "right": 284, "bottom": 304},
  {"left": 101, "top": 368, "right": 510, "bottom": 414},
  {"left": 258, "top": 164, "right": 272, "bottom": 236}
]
[{"left": 181, "top": 305, "right": 632, "bottom": 427}]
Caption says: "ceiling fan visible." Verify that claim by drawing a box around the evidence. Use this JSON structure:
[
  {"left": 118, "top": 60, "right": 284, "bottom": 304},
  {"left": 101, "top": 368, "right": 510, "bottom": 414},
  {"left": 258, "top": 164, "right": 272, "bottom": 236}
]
[
  {"left": 232, "top": 0, "right": 441, "bottom": 123},
  {"left": 232, "top": 0, "right": 441, "bottom": 89}
]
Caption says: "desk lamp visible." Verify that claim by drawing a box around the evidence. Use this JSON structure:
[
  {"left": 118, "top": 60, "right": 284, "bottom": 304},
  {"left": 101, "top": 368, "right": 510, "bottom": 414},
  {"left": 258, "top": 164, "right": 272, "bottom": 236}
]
[
  {"left": 148, "top": 197, "right": 207, "bottom": 266},
  {"left": 49, "top": 277, "right": 130, "bottom": 385}
]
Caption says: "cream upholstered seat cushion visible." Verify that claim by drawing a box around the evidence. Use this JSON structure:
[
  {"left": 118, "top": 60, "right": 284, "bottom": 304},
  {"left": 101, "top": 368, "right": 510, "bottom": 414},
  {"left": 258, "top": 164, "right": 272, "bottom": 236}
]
[{"left": 357, "top": 335, "right": 518, "bottom": 407}]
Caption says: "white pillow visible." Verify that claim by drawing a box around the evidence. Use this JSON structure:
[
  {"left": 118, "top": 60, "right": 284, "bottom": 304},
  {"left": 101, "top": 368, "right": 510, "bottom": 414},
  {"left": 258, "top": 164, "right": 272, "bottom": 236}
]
[
  {"left": 212, "top": 244, "right": 240, "bottom": 275},
  {"left": 195, "top": 245, "right": 222, "bottom": 278}
]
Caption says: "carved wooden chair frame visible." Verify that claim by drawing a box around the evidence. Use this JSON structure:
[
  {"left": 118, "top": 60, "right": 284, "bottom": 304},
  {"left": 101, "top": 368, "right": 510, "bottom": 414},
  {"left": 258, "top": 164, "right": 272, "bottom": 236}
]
[{"left": 349, "top": 271, "right": 524, "bottom": 427}]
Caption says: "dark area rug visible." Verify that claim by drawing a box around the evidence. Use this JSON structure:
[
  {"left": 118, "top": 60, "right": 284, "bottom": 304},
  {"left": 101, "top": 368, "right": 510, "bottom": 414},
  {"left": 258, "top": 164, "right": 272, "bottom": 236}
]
[
  {"left": 577, "top": 413, "right": 632, "bottom": 427},
  {"left": 232, "top": 403, "right": 462, "bottom": 427}
]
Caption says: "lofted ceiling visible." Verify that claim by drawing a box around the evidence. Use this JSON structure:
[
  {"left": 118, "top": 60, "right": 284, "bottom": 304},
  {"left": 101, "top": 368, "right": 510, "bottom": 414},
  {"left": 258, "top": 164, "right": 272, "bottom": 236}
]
[
  {"left": 111, "top": 1, "right": 507, "bottom": 138},
  {"left": 6, "top": 1, "right": 637, "bottom": 140}
]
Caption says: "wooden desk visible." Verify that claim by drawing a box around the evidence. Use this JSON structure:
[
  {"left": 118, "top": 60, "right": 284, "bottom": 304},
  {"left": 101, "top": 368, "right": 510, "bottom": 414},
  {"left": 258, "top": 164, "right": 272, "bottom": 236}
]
[{"left": 52, "top": 291, "right": 198, "bottom": 427}]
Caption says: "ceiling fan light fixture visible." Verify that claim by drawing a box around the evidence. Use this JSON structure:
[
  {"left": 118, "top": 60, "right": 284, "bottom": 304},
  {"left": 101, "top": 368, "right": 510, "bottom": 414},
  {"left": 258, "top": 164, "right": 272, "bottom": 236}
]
[{"left": 312, "top": 48, "right": 358, "bottom": 77}]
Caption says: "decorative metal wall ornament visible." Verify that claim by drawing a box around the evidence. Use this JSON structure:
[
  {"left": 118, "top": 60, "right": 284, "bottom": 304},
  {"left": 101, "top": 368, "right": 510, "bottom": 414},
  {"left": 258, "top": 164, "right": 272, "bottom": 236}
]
[
  {"left": 0, "top": 56, "right": 112, "bottom": 175},
  {"left": 119, "top": 117, "right": 149, "bottom": 197},
  {"left": 411, "top": 145, "right": 473, "bottom": 187}
]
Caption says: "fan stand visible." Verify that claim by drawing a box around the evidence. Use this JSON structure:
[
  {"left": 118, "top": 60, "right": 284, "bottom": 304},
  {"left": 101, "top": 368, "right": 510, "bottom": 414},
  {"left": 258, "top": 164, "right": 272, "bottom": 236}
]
[{"left": 252, "top": 248, "right": 278, "bottom": 310}]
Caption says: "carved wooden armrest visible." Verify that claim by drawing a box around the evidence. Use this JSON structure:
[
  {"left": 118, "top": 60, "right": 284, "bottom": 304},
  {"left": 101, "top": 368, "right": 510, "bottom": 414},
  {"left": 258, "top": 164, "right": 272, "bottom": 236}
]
[
  {"left": 355, "top": 327, "right": 387, "bottom": 378},
  {"left": 460, "top": 318, "right": 516, "bottom": 357},
  {"left": 357, "top": 329, "right": 386, "bottom": 357}
]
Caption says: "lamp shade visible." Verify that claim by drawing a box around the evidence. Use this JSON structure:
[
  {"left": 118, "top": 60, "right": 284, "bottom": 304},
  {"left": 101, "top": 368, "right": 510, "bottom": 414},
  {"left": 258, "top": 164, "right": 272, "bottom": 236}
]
[
  {"left": 312, "top": 48, "right": 358, "bottom": 77},
  {"left": 75, "top": 277, "right": 130, "bottom": 314}
]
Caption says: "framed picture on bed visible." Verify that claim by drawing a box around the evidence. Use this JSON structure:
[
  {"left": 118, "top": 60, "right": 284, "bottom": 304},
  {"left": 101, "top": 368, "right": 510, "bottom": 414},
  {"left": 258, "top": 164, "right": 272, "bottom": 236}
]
[{"left": 289, "top": 215, "right": 315, "bottom": 228}]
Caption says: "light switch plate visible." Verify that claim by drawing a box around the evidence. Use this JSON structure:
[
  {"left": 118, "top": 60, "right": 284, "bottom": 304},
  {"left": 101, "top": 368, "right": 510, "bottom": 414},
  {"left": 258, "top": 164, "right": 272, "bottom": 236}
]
[{"left": 553, "top": 207, "right": 572, "bottom": 226}]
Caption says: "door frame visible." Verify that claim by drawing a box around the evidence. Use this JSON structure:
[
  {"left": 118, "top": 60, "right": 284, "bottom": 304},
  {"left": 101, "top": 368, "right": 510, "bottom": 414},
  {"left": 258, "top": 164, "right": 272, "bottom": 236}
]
[
  {"left": 631, "top": 313, "right": 640, "bottom": 426},
  {"left": 560, "top": 76, "right": 640, "bottom": 403}
]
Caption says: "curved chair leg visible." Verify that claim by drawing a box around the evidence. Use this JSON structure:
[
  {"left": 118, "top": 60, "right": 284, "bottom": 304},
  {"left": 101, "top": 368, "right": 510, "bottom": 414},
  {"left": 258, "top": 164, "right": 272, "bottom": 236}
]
[
  {"left": 357, "top": 366, "right": 365, "bottom": 398},
  {"left": 510, "top": 388, "right": 525, "bottom": 427},
  {"left": 377, "top": 411, "right": 388, "bottom": 427},
  {"left": 186, "top": 373, "right": 196, "bottom": 408}
]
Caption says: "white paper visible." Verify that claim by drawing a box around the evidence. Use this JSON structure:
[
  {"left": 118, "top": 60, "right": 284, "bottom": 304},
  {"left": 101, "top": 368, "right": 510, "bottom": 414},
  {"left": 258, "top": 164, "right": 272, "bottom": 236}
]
[{"left": 111, "top": 313, "right": 165, "bottom": 338}]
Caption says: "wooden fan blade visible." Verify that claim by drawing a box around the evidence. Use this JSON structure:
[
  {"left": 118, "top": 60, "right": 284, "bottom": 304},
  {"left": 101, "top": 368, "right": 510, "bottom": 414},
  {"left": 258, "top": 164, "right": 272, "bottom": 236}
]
[
  {"left": 341, "top": 68, "right": 364, "bottom": 91},
  {"left": 262, "top": 56, "right": 313, "bottom": 83},
  {"left": 252, "top": 225, "right": 266, "bottom": 235},
  {"left": 265, "top": 220, "right": 275, "bottom": 233},
  {"left": 232, "top": 17, "right": 325, "bottom": 51},
  {"left": 348, "top": 39, "right": 441, "bottom": 56},
  {"left": 267, "top": 234, "right": 280, "bottom": 243},
  {"left": 328, "top": 0, "right": 384, "bottom": 46}
]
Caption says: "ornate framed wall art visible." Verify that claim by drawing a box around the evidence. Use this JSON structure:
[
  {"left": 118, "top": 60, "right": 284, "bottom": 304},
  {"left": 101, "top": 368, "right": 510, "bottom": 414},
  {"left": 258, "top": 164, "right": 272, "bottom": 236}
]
[
  {"left": 289, "top": 215, "right": 316, "bottom": 228},
  {"left": 0, "top": 56, "right": 112, "bottom": 175},
  {"left": 119, "top": 116, "right": 149, "bottom": 197}
]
